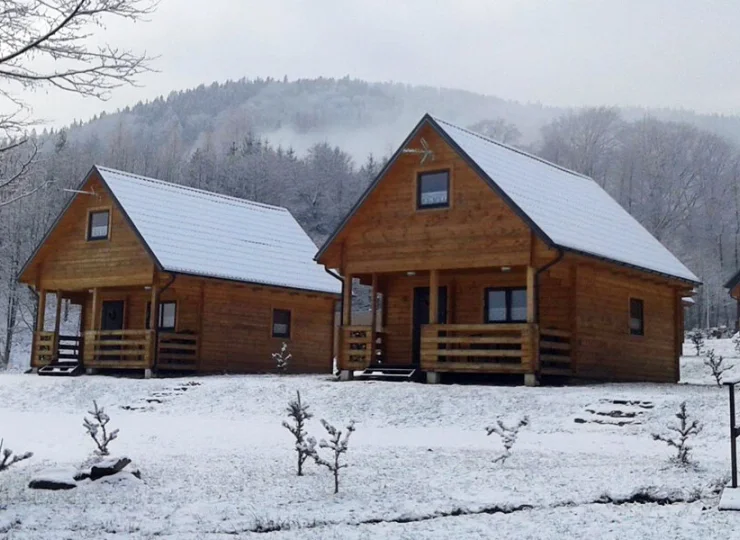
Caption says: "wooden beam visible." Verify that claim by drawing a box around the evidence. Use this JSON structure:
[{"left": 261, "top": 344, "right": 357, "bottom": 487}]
[
  {"left": 54, "top": 292, "right": 62, "bottom": 335},
  {"left": 36, "top": 289, "right": 46, "bottom": 331},
  {"left": 90, "top": 288, "right": 99, "bottom": 331},
  {"left": 342, "top": 273, "right": 352, "bottom": 326},
  {"left": 526, "top": 266, "right": 535, "bottom": 323},
  {"left": 149, "top": 283, "right": 159, "bottom": 368},
  {"left": 429, "top": 269, "right": 439, "bottom": 324},
  {"left": 370, "top": 273, "right": 378, "bottom": 364}
]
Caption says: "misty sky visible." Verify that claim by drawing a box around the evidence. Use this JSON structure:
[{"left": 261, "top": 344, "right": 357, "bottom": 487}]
[{"left": 23, "top": 0, "right": 740, "bottom": 127}]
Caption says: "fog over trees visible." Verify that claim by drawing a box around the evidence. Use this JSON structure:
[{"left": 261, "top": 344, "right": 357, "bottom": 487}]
[{"left": 1, "top": 76, "right": 739, "bottom": 365}]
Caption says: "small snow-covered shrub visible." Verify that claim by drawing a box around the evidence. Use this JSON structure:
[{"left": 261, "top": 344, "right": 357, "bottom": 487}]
[
  {"left": 282, "top": 390, "right": 313, "bottom": 476},
  {"left": 307, "top": 419, "right": 356, "bottom": 494},
  {"left": 272, "top": 342, "right": 292, "bottom": 375},
  {"left": 688, "top": 329, "right": 704, "bottom": 356},
  {"left": 733, "top": 333, "right": 740, "bottom": 356},
  {"left": 83, "top": 401, "right": 119, "bottom": 456},
  {"left": 0, "top": 439, "right": 32, "bottom": 472},
  {"left": 704, "top": 349, "right": 733, "bottom": 387},
  {"left": 485, "top": 416, "right": 529, "bottom": 465},
  {"left": 652, "top": 401, "right": 702, "bottom": 467}
]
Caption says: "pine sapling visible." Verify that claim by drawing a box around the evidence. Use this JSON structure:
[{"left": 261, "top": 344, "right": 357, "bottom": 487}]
[
  {"left": 652, "top": 401, "right": 702, "bottom": 467},
  {"left": 689, "top": 330, "right": 704, "bottom": 356},
  {"left": 273, "top": 342, "right": 292, "bottom": 375},
  {"left": 282, "top": 390, "right": 314, "bottom": 476},
  {"left": 485, "top": 416, "right": 529, "bottom": 465},
  {"left": 309, "top": 419, "right": 356, "bottom": 494},
  {"left": 83, "top": 400, "right": 119, "bottom": 456},
  {"left": 704, "top": 349, "right": 733, "bottom": 387},
  {"left": 0, "top": 439, "right": 32, "bottom": 472}
]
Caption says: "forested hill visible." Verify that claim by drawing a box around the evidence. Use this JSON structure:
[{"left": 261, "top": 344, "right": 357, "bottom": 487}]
[{"left": 3, "top": 76, "right": 740, "bottom": 365}]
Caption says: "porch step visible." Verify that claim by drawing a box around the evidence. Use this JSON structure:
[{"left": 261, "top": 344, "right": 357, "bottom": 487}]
[
  {"left": 355, "top": 366, "right": 418, "bottom": 381},
  {"left": 38, "top": 362, "right": 83, "bottom": 377}
]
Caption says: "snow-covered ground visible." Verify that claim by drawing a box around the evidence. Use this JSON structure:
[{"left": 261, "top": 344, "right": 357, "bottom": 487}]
[{"left": 1, "top": 339, "right": 740, "bottom": 539}]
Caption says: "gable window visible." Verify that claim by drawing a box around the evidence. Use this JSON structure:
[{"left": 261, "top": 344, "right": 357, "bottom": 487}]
[
  {"left": 629, "top": 298, "right": 644, "bottom": 336},
  {"left": 87, "top": 210, "right": 110, "bottom": 240},
  {"left": 485, "top": 288, "right": 527, "bottom": 323},
  {"left": 272, "top": 309, "right": 291, "bottom": 338},
  {"left": 417, "top": 170, "right": 450, "bottom": 209},
  {"left": 146, "top": 301, "right": 177, "bottom": 332}
]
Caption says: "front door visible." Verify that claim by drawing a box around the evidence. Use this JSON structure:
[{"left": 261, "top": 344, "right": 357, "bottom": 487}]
[
  {"left": 412, "top": 287, "right": 447, "bottom": 366},
  {"left": 100, "top": 301, "right": 125, "bottom": 361}
]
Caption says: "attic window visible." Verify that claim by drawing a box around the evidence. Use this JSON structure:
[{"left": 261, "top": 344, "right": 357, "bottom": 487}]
[
  {"left": 87, "top": 210, "right": 110, "bottom": 241},
  {"left": 417, "top": 170, "right": 450, "bottom": 209}
]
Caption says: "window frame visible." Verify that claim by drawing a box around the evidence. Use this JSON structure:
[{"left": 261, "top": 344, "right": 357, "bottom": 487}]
[
  {"left": 629, "top": 297, "right": 645, "bottom": 336},
  {"left": 146, "top": 301, "right": 177, "bottom": 332},
  {"left": 86, "top": 208, "right": 111, "bottom": 241},
  {"left": 416, "top": 169, "right": 451, "bottom": 210},
  {"left": 271, "top": 308, "right": 292, "bottom": 339},
  {"left": 484, "top": 287, "right": 528, "bottom": 324}
]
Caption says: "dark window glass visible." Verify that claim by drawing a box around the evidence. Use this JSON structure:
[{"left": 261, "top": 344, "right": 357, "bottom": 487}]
[
  {"left": 417, "top": 170, "right": 449, "bottom": 209},
  {"left": 485, "top": 288, "right": 527, "bottom": 323},
  {"left": 630, "top": 298, "right": 644, "bottom": 336},
  {"left": 88, "top": 210, "right": 109, "bottom": 240},
  {"left": 272, "top": 309, "right": 291, "bottom": 338},
  {"left": 146, "top": 301, "right": 177, "bottom": 331}
]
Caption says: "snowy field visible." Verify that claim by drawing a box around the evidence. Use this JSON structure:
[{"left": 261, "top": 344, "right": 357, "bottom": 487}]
[{"left": 1, "top": 340, "right": 740, "bottom": 538}]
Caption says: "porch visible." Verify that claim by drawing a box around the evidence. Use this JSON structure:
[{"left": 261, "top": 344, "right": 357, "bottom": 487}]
[
  {"left": 31, "top": 285, "right": 200, "bottom": 374},
  {"left": 337, "top": 266, "right": 574, "bottom": 382}
]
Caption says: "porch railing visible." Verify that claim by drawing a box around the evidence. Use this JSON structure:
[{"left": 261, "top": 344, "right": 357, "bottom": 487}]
[
  {"left": 32, "top": 331, "right": 55, "bottom": 367},
  {"left": 420, "top": 323, "right": 538, "bottom": 373},
  {"left": 157, "top": 332, "right": 198, "bottom": 369},
  {"left": 539, "top": 329, "right": 572, "bottom": 375},
  {"left": 338, "top": 326, "right": 385, "bottom": 371},
  {"left": 83, "top": 330, "right": 154, "bottom": 369}
]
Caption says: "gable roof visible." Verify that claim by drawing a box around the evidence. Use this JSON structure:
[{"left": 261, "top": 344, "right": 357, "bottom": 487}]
[
  {"left": 23, "top": 166, "right": 341, "bottom": 296},
  {"left": 316, "top": 114, "right": 700, "bottom": 285}
]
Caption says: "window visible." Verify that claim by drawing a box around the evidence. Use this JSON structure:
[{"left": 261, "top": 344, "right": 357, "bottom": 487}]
[
  {"left": 417, "top": 170, "right": 450, "bottom": 209},
  {"left": 630, "top": 298, "right": 644, "bottom": 336},
  {"left": 485, "top": 288, "right": 527, "bottom": 323},
  {"left": 87, "top": 210, "right": 110, "bottom": 240},
  {"left": 272, "top": 309, "right": 291, "bottom": 338},
  {"left": 146, "top": 301, "right": 177, "bottom": 331}
]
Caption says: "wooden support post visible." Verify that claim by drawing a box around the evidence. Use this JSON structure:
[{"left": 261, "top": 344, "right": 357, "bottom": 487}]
[
  {"left": 342, "top": 273, "right": 352, "bottom": 326},
  {"left": 149, "top": 284, "right": 159, "bottom": 369},
  {"left": 526, "top": 266, "right": 539, "bottom": 379},
  {"left": 370, "top": 273, "right": 378, "bottom": 364},
  {"left": 526, "top": 266, "right": 535, "bottom": 324},
  {"left": 36, "top": 289, "right": 46, "bottom": 332},
  {"left": 53, "top": 291, "right": 63, "bottom": 361},
  {"left": 90, "top": 288, "right": 99, "bottom": 331},
  {"left": 429, "top": 269, "right": 439, "bottom": 324}
]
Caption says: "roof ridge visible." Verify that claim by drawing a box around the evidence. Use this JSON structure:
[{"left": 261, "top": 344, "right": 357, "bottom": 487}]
[
  {"left": 430, "top": 116, "right": 593, "bottom": 181},
  {"left": 95, "top": 165, "right": 289, "bottom": 213}
]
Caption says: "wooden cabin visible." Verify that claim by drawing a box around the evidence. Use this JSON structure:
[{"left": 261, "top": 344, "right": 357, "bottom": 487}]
[
  {"left": 18, "top": 166, "right": 341, "bottom": 377},
  {"left": 316, "top": 114, "right": 699, "bottom": 385}
]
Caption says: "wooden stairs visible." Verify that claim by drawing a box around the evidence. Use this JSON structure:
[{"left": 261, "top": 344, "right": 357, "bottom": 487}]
[
  {"left": 38, "top": 361, "right": 83, "bottom": 376},
  {"left": 354, "top": 366, "right": 419, "bottom": 381}
]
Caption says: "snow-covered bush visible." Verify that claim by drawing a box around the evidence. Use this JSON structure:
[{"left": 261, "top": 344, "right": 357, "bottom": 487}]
[
  {"left": 83, "top": 401, "right": 119, "bottom": 456},
  {"left": 282, "top": 390, "right": 313, "bottom": 476},
  {"left": 651, "top": 402, "right": 702, "bottom": 467},
  {"left": 0, "top": 439, "right": 32, "bottom": 472},
  {"left": 704, "top": 349, "right": 733, "bottom": 387},
  {"left": 733, "top": 333, "right": 740, "bottom": 356},
  {"left": 688, "top": 329, "right": 704, "bottom": 356},
  {"left": 485, "top": 416, "right": 529, "bottom": 465},
  {"left": 307, "top": 419, "right": 356, "bottom": 494},
  {"left": 272, "top": 342, "right": 291, "bottom": 375}
]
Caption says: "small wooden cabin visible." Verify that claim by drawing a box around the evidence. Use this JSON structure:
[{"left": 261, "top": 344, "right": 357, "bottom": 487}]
[
  {"left": 19, "top": 166, "right": 341, "bottom": 376},
  {"left": 316, "top": 114, "right": 699, "bottom": 384}
]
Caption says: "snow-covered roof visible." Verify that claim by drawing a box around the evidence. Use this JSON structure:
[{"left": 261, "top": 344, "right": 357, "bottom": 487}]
[
  {"left": 317, "top": 114, "right": 699, "bottom": 284},
  {"left": 96, "top": 166, "right": 341, "bottom": 295}
]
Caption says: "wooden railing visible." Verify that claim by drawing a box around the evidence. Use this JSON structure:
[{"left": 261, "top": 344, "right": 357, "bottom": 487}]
[
  {"left": 420, "top": 323, "right": 537, "bottom": 373},
  {"left": 157, "top": 332, "right": 198, "bottom": 369},
  {"left": 338, "top": 326, "right": 385, "bottom": 371},
  {"left": 539, "top": 329, "right": 572, "bottom": 375},
  {"left": 83, "top": 330, "right": 154, "bottom": 369},
  {"left": 32, "top": 331, "right": 55, "bottom": 367}
]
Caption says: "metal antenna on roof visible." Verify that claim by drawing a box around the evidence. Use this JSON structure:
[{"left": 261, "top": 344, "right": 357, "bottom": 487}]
[
  {"left": 402, "top": 137, "right": 434, "bottom": 164},
  {"left": 62, "top": 188, "right": 98, "bottom": 197}
]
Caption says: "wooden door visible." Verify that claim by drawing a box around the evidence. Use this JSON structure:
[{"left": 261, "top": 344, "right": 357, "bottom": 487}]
[
  {"left": 412, "top": 286, "right": 447, "bottom": 366},
  {"left": 101, "top": 300, "right": 125, "bottom": 331}
]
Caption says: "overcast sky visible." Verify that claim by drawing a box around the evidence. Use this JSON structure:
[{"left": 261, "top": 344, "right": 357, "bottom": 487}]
[{"left": 23, "top": 0, "right": 740, "bottom": 127}]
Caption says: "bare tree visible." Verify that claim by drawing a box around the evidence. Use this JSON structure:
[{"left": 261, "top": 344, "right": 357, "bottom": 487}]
[
  {"left": 0, "top": 0, "right": 158, "bottom": 205},
  {"left": 83, "top": 400, "right": 119, "bottom": 455},
  {"left": 0, "top": 438, "right": 32, "bottom": 471},
  {"left": 468, "top": 118, "right": 522, "bottom": 145},
  {"left": 704, "top": 349, "right": 733, "bottom": 387}
]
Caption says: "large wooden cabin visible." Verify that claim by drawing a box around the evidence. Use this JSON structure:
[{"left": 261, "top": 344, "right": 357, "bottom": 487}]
[
  {"left": 316, "top": 114, "right": 699, "bottom": 384},
  {"left": 19, "top": 166, "right": 340, "bottom": 376}
]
